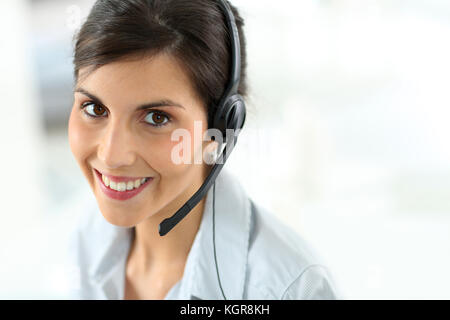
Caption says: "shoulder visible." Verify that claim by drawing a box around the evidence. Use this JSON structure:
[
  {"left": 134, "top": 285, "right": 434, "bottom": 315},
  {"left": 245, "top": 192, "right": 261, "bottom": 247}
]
[
  {"left": 65, "top": 191, "right": 130, "bottom": 299},
  {"left": 67, "top": 192, "right": 113, "bottom": 262},
  {"left": 64, "top": 192, "right": 102, "bottom": 296},
  {"left": 244, "top": 200, "right": 339, "bottom": 299}
]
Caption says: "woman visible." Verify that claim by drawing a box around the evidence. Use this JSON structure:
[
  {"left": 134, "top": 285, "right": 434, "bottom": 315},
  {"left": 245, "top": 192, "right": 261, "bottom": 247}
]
[{"left": 67, "top": 0, "right": 339, "bottom": 300}]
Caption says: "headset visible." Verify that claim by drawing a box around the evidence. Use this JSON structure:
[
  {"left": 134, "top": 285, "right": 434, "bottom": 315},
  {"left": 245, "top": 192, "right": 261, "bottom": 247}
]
[{"left": 158, "top": 0, "right": 246, "bottom": 300}]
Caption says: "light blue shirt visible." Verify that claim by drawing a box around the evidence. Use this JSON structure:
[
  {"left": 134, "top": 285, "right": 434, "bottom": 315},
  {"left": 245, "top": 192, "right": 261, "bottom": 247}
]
[{"left": 67, "top": 167, "right": 339, "bottom": 299}]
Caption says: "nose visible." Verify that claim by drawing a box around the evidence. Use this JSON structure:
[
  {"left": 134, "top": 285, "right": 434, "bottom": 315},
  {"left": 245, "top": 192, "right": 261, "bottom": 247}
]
[{"left": 97, "top": 120, "right": 137, "bottom": 169}]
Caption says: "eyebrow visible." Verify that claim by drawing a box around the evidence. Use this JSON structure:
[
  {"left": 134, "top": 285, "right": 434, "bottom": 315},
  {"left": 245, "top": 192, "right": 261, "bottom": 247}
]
[{"left": 74, "top": 87, "right": 186, "bottom": 111}]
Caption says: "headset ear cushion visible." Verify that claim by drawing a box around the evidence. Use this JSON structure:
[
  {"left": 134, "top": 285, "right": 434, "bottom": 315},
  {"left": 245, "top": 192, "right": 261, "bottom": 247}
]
[
  {"left": 212, "top": 95, "right": 246, "bottom": 136},
  {"left": 229, "top": 99, "right": 246, "bottom": 131},
  {"left": 225, "top": 99, "right": 246, "bottom": 134}
]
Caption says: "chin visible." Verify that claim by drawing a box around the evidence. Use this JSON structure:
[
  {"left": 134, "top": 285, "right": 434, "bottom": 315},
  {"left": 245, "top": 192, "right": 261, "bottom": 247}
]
[
  {"left": 97, "top": 204, "right": 142, "bottom": 228},
  {"left": 100, "top": 210, "right": 139, "bottom": 228}
]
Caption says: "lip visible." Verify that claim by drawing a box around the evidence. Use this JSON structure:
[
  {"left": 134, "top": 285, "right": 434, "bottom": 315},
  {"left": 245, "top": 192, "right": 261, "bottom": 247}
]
[
  {"left": 94, "top": 169, "right": 153, "bottom": 201},
  {"left": 96, "top": 169, "right": 151, "bottom": 183}
]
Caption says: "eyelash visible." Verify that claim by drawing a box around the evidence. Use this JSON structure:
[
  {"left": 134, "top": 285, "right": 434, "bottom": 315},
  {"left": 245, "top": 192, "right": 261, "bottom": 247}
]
[{"left": 80, "top": 101, "right": 172, "bottom": 128}]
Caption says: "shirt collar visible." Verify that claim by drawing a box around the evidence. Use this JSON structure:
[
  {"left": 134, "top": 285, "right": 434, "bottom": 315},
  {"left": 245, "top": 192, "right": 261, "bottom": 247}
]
[{"left": 88, "top": 167, "right": 252, "bottom": 300}]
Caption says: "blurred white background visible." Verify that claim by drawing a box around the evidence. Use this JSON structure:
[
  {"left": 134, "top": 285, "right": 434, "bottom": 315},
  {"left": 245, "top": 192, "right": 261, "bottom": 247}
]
[{"left": 1, "top": 0, "right": 449, "bottom": 299}]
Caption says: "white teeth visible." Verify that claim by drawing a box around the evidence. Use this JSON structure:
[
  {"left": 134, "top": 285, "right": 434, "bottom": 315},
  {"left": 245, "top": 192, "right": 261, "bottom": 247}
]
[
  {"left": 101, "top": 174, "right": 149, "bottom": 192},
  {"left": 117, "top": 182, "right": 126, "bottom": 192},
  {"left": 109, "top": 181, "right": 117, "bottom": 190},
  {"left": 126, "top": 181, "right": 134, "bottom": 191}
]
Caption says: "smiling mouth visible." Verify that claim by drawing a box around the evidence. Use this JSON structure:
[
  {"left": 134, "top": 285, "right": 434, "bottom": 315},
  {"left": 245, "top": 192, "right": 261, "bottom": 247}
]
[{"left": 94, "top": 169, "right": 152, "bottom": 192}]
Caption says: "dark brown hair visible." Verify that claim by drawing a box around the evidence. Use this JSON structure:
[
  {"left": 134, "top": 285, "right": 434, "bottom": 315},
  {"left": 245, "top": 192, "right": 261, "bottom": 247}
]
[{"left": 72, "top": 0, "right": 248, "bottom": 129}]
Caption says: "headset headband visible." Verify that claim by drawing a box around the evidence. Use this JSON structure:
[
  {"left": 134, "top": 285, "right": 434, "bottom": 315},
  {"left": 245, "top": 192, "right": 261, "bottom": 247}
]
[{"left": 216, "top": 0, "right": 241, "bottom": 100}]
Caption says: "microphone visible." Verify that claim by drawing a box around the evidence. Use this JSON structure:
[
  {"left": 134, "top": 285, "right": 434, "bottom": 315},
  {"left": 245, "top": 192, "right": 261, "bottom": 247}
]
[{"left": 158, "top": 135, "right": 237, "bottom": 236}]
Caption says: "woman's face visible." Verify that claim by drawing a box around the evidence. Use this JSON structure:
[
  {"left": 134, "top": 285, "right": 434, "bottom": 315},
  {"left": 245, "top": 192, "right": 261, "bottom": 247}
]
[{"left": 68, "top": 53, "right": 213, "bottom": 227}]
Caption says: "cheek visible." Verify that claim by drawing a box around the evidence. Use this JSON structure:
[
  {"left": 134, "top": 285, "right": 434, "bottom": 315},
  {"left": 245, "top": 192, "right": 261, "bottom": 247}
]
[
  {"left": 141, "top": 126, "right": 202, "bottom": 177},
  {"left": 68, "top": 108, "right": 96, "bottom": 164},
  {"left": 142, "top": 135, "right": 187, "bottom": 175}
]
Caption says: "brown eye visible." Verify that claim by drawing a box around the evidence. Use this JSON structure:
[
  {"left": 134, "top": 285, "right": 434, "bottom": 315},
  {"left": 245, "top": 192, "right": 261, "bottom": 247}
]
[
  {"left": 93, "top": 105, "right": 105, "bottom": 116},
  {"left": 83, "top": 102, "right": 107, "bottom": 117},
  {"left": 152, "top": 113, "right": 165, "bottom": 124},
  {"left": 144, "top": 111, "right": 171, "bottom": 127}
]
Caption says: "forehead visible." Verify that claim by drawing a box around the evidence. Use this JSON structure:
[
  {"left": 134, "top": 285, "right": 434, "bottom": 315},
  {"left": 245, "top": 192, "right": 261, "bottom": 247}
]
[{"left": 76, "top": 53, "right": 202, "bottom": 108}]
